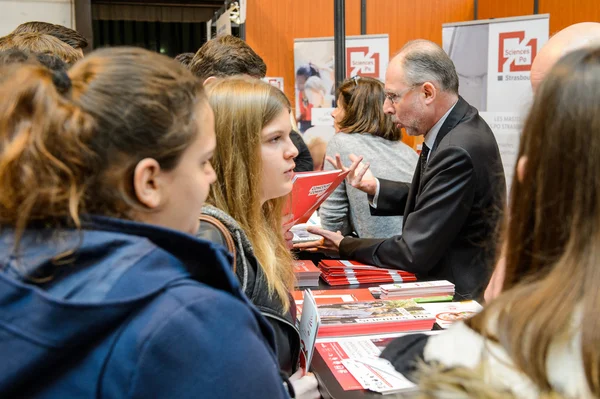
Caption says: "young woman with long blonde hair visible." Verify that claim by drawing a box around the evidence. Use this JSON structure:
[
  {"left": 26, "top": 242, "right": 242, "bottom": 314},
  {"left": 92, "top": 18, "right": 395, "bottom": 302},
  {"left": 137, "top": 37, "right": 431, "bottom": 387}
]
[{"left": 200, "top": 77, "right": 319, "bottom": 398}]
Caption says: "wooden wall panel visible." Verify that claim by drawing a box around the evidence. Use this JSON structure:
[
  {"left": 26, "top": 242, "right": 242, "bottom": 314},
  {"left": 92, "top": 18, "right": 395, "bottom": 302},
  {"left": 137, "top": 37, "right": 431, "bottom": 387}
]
[
  {"left": 365, "top": 0, "right": 474, "bottom": 52},
  {"left": 477, "top": 0, "right": 533, "bottom": 20},
  {"left": 246, "top": 0, "right": 360, "bottom": 103},
  {"left": 364, "top": 0, "right": 473, "bottom": 148},
  {"left": 540, "top": 0, "right": 600, "bottom": 35}
]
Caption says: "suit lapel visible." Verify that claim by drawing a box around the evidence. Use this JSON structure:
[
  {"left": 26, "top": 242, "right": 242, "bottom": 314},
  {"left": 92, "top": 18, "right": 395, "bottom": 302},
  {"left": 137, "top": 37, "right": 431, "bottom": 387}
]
[
  {"left": 405, "top": 96, "right": 471, "bottom": 219},
  {"left": 431, "top": 96, "right": 470, "bottom": 154}
]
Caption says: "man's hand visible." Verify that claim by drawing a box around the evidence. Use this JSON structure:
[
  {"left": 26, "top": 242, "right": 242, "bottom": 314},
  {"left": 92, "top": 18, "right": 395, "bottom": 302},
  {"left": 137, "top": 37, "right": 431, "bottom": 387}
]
[
  {"left": 293, "top": 227, "right": 344, "bottom": 257},
  {"left": 327, "top": 153, "right": 377, "bottom": 196},
  {"left": 282, "top": 213, "right": 295, "bottom": 250}
]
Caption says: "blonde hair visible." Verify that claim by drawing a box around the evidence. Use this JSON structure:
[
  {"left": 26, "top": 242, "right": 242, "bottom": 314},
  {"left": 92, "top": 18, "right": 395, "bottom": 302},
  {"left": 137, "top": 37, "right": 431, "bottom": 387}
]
[{"left": 206, "top": 77, "right": 295, "bottom": 309}]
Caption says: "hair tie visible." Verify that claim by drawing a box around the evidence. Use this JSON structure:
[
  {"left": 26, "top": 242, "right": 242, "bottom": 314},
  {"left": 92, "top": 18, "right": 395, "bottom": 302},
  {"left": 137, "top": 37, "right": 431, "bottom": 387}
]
[{"left": 52, "top": 70, "right": 72, "bottom": 95}]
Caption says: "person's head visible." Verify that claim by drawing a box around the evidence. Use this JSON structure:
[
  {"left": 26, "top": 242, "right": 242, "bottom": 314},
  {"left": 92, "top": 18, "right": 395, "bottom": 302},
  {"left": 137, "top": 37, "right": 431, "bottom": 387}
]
[
  {"left": 384, "top": 40, "right": 459, "bottom": 137},
  {"left": 0, "top": 32, "right": 82, "bottom": 66},
  {"left": 304, "top": 75, "right": 327, "bottom": 106},
  {"left": 13, "top": 22, "right": 88, "bottom": 56},
  {"left": 174, "top": 52, "right": 195, "bottom": 69},
  {"left": 0, "top": 47, "right": 216, "bottom": 243},
  {"left": 468, "top": 47, "right": 600, "bottom": 396},
  {"left": 206, "top": 77, "right": 297, "bottom": 307},
  {"left": 531, "top": 22, "right": 600, "bottom": 92},
  {"left": 189, "top": 35, "right": 267, "bottom": 83},
  {"left": 332, "top": 76, "right": 400, "bottom": 140},
  {"left": 0, "top": 49, "right": 70, "bottom": 93},
  {"left": 295, "top": 64, "right": 320, "bottom": 91},
  {"left": 0, "top": 48, "right": 37, "bottom": 67}
]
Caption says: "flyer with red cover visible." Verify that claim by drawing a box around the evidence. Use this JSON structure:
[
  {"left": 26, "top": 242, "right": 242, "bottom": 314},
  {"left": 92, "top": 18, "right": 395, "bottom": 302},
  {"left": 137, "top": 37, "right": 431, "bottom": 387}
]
[{"left": 288, "top": 170, "right": 349, "bottom": 225}]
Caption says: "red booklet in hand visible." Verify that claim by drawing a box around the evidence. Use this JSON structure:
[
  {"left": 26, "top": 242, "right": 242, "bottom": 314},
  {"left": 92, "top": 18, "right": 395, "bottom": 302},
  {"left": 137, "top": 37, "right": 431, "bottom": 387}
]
[{"left": 287, "top": 170, "right": 349, "bottom": 225}]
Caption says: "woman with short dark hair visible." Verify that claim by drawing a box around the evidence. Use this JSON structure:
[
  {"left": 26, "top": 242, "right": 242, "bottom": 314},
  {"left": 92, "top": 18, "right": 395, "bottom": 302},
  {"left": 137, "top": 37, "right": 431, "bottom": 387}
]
[{"left": 320, "top": 76, "right": 418, "bottom": 238}]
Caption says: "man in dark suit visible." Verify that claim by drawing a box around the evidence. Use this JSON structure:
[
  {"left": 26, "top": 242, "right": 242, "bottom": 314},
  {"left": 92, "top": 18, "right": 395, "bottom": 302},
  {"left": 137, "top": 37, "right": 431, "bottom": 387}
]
[{"left": 303, "top": 40, "right": 506, "bottom": 299}]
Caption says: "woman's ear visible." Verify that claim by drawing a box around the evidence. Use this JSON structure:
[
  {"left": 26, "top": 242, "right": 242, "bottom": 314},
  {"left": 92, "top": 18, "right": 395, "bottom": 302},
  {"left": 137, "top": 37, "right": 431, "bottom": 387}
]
[
  {"left": 516, "top": 156, "right": 528, "bottom": 183},
  {"left": 133, "top": 158, "right": 163, "bottom": 209}
]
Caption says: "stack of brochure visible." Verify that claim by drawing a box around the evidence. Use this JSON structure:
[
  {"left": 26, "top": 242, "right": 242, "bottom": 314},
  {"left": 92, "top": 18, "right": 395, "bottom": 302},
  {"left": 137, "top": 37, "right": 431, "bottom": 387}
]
[
  {"left": 379, "top": 280, "right": 455, "bottom": 300},
  {"left": 293, "top": 260, "right": 321, "bottom": 287},
  {"left": 316, "top": 299, "right": 435, "bottom": 337},
  {"left": 318, "top": 260, "right": 417, "bottom": 286}
]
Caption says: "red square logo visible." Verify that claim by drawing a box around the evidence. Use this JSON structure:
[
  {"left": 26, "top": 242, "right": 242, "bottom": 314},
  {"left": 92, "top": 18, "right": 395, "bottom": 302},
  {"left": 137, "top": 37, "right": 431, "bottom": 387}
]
[
  {"left": 498, "top": 31, "right": 537, "bottom": 73},
  {"left": 346, "top": 46, "right": 380, "bottom": 78}
]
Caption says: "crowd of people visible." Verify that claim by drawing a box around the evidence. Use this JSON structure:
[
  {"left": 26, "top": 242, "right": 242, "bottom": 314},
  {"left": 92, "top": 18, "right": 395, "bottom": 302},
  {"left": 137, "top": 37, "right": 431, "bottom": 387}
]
[{"left": 0, "top": 17, "right": 599, "bottom": 399}]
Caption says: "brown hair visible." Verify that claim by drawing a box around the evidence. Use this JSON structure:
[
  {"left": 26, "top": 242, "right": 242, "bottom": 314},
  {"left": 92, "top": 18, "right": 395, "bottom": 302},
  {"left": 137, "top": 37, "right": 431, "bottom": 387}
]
[
  {"left": 13, "top": 21, "right": 88, "bottom": 49},
  {"left": 175, "top": 52, "right": 195, "bottom": 68},
  {"left": 190, "top": 35, "right": 267, "bottom": 81},
  {"left": 336, "top": 76, "right": 401, "bottom": 140},
  {"left": 0, "top": 33, "right": 82, "bottom": 65},
  {"left": 467, "top": 47, "right": 600, "bottom": 395},
  {"left": 0, "top": 47, "right": 206, "bottom": 248},
  {"left": 206, "top": 77, "right": 294, "bottom": 310}
]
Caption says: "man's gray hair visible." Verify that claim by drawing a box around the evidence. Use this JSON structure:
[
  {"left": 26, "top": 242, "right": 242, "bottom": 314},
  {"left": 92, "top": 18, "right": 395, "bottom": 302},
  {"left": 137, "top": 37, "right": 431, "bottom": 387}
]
[{"left": 398, "top": 40, "right": 459, "bottom": 94}]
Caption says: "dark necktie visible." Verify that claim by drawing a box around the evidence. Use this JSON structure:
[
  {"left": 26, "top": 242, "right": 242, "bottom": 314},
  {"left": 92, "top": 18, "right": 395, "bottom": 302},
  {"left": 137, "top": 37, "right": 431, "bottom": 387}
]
[{"left": 419, "top": 143, "right": 430, "bottom": 181}]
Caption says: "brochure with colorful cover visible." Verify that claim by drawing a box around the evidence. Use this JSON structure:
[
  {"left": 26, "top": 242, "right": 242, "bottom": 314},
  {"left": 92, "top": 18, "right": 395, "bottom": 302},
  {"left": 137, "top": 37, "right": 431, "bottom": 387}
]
[
  {"left": 293, "top": 288, "right": 375, "bottom": 315},
  {"left": 419, "top": 300, "right": 483, "bottom": 329},
  {"left": 317, "top": 299, "right": 435, "bottom": 337},
  {"left": 297, "top": 289, "right": 320, "bottom": 374},
  {"left": 287, "top": 170, "right": 349, "bottom": 225}
]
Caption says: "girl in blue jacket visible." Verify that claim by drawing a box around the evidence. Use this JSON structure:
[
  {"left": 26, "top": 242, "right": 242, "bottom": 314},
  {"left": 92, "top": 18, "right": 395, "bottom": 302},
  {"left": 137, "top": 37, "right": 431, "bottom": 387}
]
[{"left": 0, "top": 47, "right": 291, "bottom": 398}]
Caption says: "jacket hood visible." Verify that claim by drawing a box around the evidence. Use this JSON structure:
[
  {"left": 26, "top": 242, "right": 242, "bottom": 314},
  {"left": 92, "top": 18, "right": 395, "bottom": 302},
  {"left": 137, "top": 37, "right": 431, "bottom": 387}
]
[{"left": 0, "top": 216, "right": 240, "bottom": 351}]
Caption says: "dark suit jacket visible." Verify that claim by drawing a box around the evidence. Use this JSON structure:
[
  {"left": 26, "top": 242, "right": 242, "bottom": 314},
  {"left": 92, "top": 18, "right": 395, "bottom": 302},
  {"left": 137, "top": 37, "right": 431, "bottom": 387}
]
[
  {"left": 290, "top": 130, "right": 314, "bottom": 172},
  {"left": 339, "top": 97, "right": 506, "bottom": 299}
]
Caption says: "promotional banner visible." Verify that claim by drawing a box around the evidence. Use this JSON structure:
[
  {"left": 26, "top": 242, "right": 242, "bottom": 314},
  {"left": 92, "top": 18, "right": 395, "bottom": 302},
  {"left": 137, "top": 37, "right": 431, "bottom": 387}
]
[
  {"left": 480, "top": 112, "right": 524, "bottom": 193},
  {"left": 443, "top": 15, "right": 548, "bottom": 193},
  {"left": 443, "top": 15, "right": 548, "bottom": 113},
  {"left": 487, "top": 17, "right": 549, "bottom": 112},
  {"left": 262, "top": 77, "right": 284, "bottom": 91},
  {"left": 293, "top": 34, "right": 389, "bottom": 134}
]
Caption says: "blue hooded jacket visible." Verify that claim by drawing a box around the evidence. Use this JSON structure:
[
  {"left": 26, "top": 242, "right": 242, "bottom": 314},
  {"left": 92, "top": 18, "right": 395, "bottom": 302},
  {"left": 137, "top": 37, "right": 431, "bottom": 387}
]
[{"left": 0, "top": 216, "right": 290, "bottom": 398}]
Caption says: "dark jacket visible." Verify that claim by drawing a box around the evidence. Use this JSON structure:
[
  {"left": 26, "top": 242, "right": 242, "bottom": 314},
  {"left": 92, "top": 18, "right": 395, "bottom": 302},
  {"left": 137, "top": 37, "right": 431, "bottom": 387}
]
[
  {"left": 0, "top": 216, "right": 289, "bottom": 398},
  {"left": 291, "top": 130, "right": 314, "bottom": 172},
  {"left": 340, "top": 97, "right": 506, "bottom": 299},
  {"left": 199, "top": 205, "right": 301, "bottom": 376}
]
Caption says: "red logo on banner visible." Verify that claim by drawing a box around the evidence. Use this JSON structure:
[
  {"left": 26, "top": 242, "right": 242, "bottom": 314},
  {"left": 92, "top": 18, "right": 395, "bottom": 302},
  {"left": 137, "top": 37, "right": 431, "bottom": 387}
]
[
  {"left": 346, "top": 47, "right": 379, "bottom": 78},
  {"left": 498, "top": 31, "right": 537, "bottom": 73}
]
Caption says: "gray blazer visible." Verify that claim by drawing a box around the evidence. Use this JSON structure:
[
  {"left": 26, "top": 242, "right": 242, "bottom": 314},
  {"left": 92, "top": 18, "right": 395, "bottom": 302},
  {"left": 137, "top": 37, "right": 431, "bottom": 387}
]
[{"left": 320, "top": 132, "right": 418, "bottom": 238}]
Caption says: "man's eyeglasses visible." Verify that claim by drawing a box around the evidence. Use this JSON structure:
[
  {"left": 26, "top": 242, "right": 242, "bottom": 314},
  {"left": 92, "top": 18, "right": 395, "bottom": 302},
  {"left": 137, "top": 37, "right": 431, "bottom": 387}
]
[{"left": 384, "top": 86, "right": 416, "bottom": 104}]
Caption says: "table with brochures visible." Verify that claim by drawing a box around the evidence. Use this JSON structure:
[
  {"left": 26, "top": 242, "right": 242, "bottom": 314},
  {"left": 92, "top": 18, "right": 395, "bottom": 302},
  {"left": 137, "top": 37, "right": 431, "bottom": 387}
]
[
  {"left": 302, "top": 278, "right": 434, "bottom": 399},
  {"left": 294, "top": 254, "right": 475, "bottom": 397}
]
